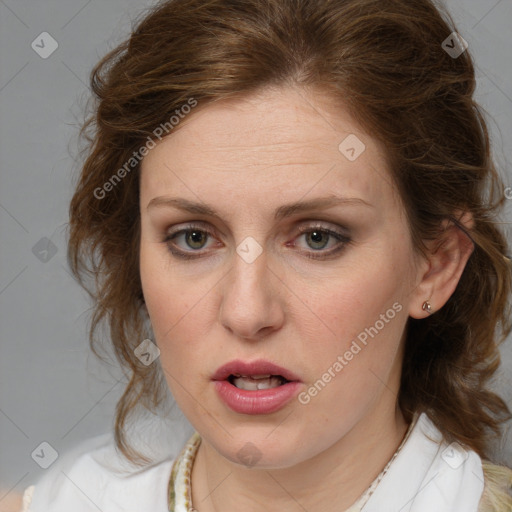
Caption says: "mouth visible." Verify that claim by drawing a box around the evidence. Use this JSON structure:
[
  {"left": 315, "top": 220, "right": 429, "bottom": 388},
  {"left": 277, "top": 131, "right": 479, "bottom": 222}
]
[
  {"left": 212, "top": 359, "right": 301, "bottom": 385},
  {"left": 227, "top": 374, "right": 290, "bottom": 391},
  {"left": 212, "top": 360, "right": 302, "bottom": 415}
]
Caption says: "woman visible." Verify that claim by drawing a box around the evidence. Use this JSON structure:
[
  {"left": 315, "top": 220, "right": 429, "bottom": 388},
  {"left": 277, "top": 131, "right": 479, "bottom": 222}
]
[{"left": 20, "top": 0, "right": 512, "bottom": 510}]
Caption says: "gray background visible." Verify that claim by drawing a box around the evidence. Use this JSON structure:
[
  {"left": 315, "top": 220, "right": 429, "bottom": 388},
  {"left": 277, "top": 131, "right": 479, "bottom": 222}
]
[{"left": 1, "top": 0, "right": 511, "bottom": 503}]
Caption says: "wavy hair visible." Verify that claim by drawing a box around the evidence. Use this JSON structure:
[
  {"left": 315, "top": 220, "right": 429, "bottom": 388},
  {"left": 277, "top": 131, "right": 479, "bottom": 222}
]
[{"left": 68, "top": 0, "right": 512, "bottom": 465}]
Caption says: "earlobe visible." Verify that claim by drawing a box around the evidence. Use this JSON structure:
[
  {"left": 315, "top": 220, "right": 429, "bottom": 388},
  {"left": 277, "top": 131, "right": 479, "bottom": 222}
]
[{"left": 409, "top": 214, "right": 474, "bottom": 319}]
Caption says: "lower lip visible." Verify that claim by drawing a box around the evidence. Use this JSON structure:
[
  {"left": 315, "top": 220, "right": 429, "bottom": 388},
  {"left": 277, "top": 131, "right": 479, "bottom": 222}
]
[{"left": 213, "top": 380, "right": 301, "bottom": 415}]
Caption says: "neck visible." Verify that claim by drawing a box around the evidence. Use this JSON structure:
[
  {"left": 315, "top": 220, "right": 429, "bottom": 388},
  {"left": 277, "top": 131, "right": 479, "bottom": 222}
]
[{"left": 191, "top": 404, "right": 409, "bottom": 512}]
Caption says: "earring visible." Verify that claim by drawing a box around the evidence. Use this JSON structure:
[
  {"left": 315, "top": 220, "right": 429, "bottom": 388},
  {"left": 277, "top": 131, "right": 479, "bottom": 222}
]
[{"left": 422, "top": 300, "right": 433, "bottom": 315}]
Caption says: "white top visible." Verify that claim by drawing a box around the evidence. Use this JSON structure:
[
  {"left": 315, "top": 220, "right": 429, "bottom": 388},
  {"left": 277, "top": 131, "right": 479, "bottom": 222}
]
[
  {"left": 20, "top": 413, "right": 485, "bottom": 512},
  {"left": 21, "top": 433, "right": 175, "bottom": 511}
]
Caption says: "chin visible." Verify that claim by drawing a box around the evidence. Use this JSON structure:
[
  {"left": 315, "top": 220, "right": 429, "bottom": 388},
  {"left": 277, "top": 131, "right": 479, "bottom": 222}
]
[{"left": 210, "top": 427, "right": 309, "bottom": 470}]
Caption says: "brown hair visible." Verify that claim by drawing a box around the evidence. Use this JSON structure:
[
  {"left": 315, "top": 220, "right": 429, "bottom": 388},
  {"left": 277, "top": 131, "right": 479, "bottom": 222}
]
[{"left": 68, "top": 0, "right": 511, "bottom": 465}]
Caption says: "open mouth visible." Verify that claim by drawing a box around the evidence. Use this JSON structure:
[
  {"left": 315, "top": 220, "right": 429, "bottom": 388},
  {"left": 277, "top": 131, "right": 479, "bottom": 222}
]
[
  {"left": 213, "top": 361, "right": 301, "bottom": 414},
  {"left": 228, "top": 374, "right": 290, "bottom": 391}
]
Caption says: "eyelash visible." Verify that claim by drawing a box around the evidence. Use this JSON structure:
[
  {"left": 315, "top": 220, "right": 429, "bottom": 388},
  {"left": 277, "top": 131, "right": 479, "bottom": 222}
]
[{"left": 162, "top": 223, "right": 351, "bottom": 261}]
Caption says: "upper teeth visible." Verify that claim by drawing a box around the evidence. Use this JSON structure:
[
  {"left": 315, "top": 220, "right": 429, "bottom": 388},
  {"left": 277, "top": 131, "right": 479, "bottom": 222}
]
[
  {"left": 234, "top": 374, "right": 271, "bottom": 379},
  {"left": 232, "top": 375, "right": 284, "bottom": 390}
]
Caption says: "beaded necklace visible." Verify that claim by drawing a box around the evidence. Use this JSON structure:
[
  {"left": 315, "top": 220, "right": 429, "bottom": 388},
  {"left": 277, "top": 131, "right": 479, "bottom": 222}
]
[{"left": 168, "top": 416, "right": 417, "bottom": 512}]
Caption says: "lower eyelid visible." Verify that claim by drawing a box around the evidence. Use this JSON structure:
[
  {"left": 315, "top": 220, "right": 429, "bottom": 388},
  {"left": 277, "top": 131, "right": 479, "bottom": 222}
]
[
  {"left": 299, "top": 243, "right": 349, "bottom": 260},
  {"left": 166, "top": 246, "right": 206, "bottom": 260}
]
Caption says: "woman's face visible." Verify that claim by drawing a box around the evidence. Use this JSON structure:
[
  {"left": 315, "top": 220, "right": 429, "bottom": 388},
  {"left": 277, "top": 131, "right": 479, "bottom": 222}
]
[{"left": 139, "top": 86, "right": 424, "bottom": 468}]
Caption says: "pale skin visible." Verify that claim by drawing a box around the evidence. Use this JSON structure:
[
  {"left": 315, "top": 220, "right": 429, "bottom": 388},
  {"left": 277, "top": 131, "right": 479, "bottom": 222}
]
[
  {"left": 139, "top": 85, "right": 474, "bottom": 512},
  {"left": 0, "top": 492, "right": 23, "bottom": 512}
]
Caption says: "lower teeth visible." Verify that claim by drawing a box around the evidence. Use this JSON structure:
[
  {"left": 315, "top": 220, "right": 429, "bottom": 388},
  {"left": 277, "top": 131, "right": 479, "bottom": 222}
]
[{"left": 232, "top": 376, "right": 285, "bottom": 391}]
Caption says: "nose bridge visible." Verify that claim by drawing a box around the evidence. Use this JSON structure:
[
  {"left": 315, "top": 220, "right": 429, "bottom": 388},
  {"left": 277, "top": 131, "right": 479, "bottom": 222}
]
[
  {"left": 219, "top": 243, "right": 283, "bottom": 339},
  {"left": 230, "top": 248, "right": 268, "bottom": 299}
]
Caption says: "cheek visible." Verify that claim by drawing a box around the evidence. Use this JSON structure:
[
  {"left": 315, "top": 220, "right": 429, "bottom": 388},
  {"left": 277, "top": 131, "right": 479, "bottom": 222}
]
[
  {"left": 300, "top": 244, "right": 411, "bottom": 390},
  {"left": 297, "top": 272, "right": 408, "bottom": 420},
  {"left": 139, "top": 243, "right": 220, "bottom": 378},
  {"left": 140, "top": 245, "right": 190, "bottom": 343},
  {"left": 315, "top": 254, "right": 409, "bottom": 340}
]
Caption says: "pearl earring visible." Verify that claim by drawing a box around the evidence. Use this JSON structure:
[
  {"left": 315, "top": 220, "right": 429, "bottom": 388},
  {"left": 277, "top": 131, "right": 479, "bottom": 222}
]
[{"left": 422, "top": 300, "right": 433, "bottom": 315}]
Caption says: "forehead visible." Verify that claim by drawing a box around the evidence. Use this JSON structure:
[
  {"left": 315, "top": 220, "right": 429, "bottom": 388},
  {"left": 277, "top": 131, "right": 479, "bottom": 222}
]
[{"left": 139, "top": 86, "right": 397, "bottom": 214}]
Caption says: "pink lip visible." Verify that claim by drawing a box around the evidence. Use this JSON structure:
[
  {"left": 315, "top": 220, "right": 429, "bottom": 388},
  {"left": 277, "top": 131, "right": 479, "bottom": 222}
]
[{"left": 212, "top": 359, "right": 301, "bottom": 415}]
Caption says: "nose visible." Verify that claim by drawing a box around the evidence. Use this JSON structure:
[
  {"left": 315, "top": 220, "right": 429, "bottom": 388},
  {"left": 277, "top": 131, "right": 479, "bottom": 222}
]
[{"left": 219, "top": 246, "right": 285, "bottom": 341}]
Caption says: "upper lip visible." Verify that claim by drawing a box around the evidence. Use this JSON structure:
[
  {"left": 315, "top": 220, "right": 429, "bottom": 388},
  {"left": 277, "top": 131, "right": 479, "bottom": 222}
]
[{"left": 212, "top": 359, "right": 301, "bottom": 382}]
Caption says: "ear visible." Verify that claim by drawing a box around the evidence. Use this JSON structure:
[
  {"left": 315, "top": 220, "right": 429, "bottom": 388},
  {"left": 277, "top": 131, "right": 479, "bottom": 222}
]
[{"left": 408, "top": 212, "right": 474, "bottom": 319}]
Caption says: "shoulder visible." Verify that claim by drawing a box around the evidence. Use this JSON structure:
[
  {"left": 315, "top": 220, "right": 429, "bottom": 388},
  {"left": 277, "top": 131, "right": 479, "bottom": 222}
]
[
  {"left": 19, "top": 432, "right": 175, "bottom": 512},
  {"left": 478, "top": 462, "right": 512, "bottom": 512}
]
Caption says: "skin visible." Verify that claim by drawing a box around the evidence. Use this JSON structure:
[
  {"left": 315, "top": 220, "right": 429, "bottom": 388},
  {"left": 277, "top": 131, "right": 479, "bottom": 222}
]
[
  {"left": 139, "top": 85, "right": 473, "bottom": 512},
  {"left": 0, "top": 492, "right": 22, "bottom": 512}
]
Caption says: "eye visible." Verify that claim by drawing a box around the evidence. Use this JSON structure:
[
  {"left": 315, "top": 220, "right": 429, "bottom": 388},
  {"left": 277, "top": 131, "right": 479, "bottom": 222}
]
[
  {"left": 163, "top": 223, "right": 220, "bottom": 260},
  {"left": 292, "top": 224, "right": 351, "bottom": 259}
]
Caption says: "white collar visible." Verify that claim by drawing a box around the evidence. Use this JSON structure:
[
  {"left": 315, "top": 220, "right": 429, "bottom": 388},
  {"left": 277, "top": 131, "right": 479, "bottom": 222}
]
[{"left": 361, "top": 412, "right": 484, "bottom": 512}]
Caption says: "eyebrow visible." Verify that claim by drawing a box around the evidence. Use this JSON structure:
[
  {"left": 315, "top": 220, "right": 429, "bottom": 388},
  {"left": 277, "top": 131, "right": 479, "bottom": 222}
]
[{"left": 147, "top": 195, "right": 372, "bottom": 220}]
